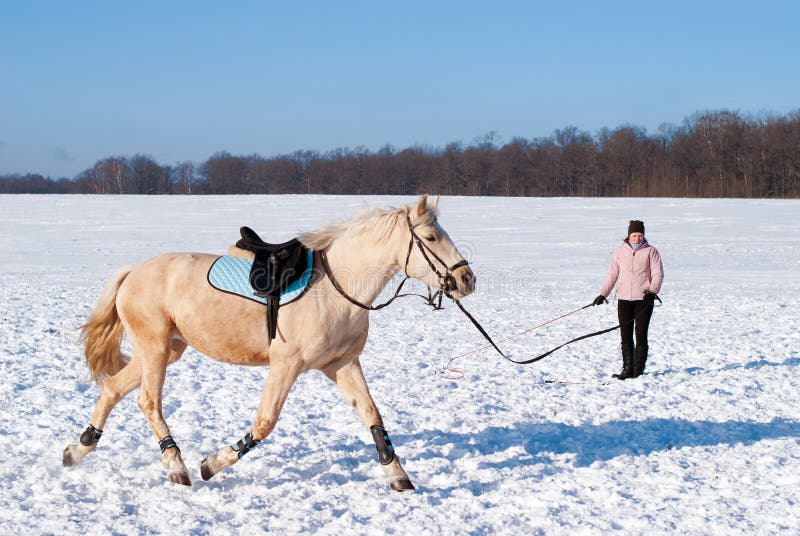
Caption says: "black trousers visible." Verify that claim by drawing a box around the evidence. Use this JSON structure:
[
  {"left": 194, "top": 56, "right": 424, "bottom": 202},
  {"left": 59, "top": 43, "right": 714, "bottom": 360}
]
[{"left": 618, "top": 299, "right": 653, "bottom": 348}]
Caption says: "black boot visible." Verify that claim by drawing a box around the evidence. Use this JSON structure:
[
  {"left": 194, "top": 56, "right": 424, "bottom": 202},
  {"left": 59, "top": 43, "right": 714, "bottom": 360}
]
[
  {"left": 612, "top": 343, "right": 634, "bottom": 380},
  {"left": 633, "top": 344, "right": 648, "bottom": 377}
]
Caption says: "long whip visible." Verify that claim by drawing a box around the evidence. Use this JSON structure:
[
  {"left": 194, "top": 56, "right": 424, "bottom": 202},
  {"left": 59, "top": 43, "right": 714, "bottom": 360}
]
[{"left": 439, "top": 295, "right": 661, "bottom": 379}]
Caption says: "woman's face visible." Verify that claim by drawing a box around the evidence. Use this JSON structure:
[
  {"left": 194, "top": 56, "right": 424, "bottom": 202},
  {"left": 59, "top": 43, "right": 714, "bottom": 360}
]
[{"left": 629, "top": 232, "right": 645, "bottom": 244}]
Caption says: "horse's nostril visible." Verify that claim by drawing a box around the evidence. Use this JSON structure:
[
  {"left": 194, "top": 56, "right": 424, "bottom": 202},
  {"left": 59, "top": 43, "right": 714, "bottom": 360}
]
[{"left": 462, "top": 273, "right": 474, "bottom": 287}]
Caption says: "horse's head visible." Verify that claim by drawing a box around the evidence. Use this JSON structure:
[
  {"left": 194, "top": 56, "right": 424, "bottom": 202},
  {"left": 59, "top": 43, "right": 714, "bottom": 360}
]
[{"left": 404, "top": 195, "right": 475, "bottom": 299}]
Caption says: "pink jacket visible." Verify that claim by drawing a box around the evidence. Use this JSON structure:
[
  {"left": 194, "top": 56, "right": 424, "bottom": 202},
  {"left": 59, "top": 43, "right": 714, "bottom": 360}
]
[{"left": 599, "top": 241, "right": 663, "bottom": 301}]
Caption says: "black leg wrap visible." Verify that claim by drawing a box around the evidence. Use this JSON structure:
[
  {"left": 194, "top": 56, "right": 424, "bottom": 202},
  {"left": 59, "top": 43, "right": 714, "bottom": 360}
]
[
  {"left": 370, "top": 425, "right": 396, "bottom": 465},
  {"left": 232, "top": 432, "right": 260, "bottom": 459},
  {"left": 159, "top": 435, "right": 179, "bottom": 453},
  {"left": 79, "top": 424, "right": 103, "bottom": 446}
]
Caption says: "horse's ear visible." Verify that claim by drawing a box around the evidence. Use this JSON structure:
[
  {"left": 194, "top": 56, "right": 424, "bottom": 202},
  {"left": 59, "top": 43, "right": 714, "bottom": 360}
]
[
  {"left": 431, "top": 195, "right": 440, "bottom": 210},
  {"left": 415, "top": 194, "right": 429, "bottom": 217}
]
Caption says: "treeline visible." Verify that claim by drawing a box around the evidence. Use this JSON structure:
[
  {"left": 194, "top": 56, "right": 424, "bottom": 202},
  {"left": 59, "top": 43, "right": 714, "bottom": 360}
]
[{"left": 2, "top": 109, "right": 799, "bottom": 197}]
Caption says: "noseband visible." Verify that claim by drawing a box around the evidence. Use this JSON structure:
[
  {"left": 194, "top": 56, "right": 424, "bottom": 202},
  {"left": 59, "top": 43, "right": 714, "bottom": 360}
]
[{"left": 319, "top": 211, "right": 469, "bottom": 311}]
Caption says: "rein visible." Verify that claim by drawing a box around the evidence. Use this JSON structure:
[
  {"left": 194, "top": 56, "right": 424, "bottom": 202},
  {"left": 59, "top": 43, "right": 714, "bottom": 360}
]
[{"left": 318, "top": 211, "right": 468, "bottom": 311}]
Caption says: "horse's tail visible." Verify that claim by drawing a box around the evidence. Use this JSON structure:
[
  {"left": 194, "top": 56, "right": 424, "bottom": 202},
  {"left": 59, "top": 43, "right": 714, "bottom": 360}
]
[{"left": 80, "top": 265, "right": 133, "bottom": 385}]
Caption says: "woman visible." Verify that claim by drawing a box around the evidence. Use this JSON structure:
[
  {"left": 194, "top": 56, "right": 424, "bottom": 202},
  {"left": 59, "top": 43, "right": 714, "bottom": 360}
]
[{"left": 593, "top": 220, "right": 664, "bottom": 380}]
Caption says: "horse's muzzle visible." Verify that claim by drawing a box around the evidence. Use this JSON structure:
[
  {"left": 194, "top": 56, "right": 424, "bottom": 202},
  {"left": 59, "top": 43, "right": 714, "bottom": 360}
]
[{"left": 450, "top": 265, "right": 475, "bottom": 298}]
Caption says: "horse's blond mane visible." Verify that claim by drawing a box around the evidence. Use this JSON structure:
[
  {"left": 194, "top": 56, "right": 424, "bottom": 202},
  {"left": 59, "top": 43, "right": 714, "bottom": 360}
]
[{"left": 299, "top": 203, "right": 438, "bottom": 251}]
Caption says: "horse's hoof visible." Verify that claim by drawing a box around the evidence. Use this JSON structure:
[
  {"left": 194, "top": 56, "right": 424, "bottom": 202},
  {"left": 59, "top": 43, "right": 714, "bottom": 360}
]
[
  {"left": 168, "top": 471, "right": 192, "bottom": 486},
  {"left": 62, "top": 446, "right": 76, "bottom": 467},
  {"left": 390, "top": 479, "right": 415, "bottom": 492},
  {"left": 200, "top": 458, "right": 215, "bottom": 481}
]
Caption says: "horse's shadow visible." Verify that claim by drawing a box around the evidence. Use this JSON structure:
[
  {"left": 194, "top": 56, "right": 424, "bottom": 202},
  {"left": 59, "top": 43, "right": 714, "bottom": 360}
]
[
  {"left": 198, "top": 357, "right": 800, "bottom": 487},
  {"left": 197, "top": 417, "right": 799, "bottom": 491},
  {"left": 400, "top": 417, "right": 800, "bottom": 468}
]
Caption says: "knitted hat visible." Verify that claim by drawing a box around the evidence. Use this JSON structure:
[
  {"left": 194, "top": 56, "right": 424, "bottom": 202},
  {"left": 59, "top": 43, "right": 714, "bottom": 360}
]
[{"left": 627, "top": 220, "right": 645, "bottom": 236}]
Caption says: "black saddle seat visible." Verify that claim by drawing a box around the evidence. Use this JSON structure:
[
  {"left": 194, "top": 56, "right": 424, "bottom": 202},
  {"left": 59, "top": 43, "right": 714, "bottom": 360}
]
[
  {"left": 236, "top": 226, "right": 301, "bottom": 253},
  {"left": 235, "top": 226, "right": 311, "bottom": 343}
]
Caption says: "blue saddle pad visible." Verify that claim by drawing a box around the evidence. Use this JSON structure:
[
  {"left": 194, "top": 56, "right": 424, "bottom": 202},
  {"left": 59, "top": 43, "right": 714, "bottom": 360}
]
[{"left": 207, "top": 252, "right": 314, "bottom": 306}]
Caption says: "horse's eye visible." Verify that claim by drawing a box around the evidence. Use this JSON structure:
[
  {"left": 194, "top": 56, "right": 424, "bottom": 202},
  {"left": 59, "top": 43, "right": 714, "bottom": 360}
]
[{"left": 425, "top": 235, "right": 436, "bottom": 242}]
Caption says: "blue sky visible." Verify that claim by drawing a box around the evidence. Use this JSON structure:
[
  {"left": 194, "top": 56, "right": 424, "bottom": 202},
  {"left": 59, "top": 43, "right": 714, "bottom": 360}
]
[{"left": 1, "top": 1, "right": 798, "bottom": 178}]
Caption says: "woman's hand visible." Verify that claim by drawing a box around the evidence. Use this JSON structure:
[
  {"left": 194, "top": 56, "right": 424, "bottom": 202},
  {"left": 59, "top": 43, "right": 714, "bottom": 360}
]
[{"left": 593, "top": 295, "right": 607, "bottom": 306}]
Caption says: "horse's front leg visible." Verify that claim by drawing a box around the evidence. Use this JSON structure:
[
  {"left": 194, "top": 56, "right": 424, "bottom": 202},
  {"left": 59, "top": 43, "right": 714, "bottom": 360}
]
[
  {"left": 200, "top": 360, "right": 301, "bottom": 481},
  {"left": 324, "top": 359, "right": 415, "bottom": 491}
]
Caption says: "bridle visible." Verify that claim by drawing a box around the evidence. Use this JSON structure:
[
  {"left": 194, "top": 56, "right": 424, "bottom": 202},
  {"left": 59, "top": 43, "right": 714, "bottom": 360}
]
[
  {"left": 406, "top": 214, "right": 470, "bottom": 300},
  {"left": 318, "top": 210, "right": 469, "bottom": 311}
]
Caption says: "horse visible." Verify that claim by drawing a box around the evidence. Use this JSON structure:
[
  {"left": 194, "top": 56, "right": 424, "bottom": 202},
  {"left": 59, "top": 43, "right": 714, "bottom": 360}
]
[{"left": 62, "top": 195, "right": 475, "bottom": 491}]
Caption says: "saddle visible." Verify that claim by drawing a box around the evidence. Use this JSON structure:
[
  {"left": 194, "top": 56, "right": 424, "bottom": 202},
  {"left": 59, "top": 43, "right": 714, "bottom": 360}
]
[{"left": 235, "top": 226, "right": 311, "bottom": 343}]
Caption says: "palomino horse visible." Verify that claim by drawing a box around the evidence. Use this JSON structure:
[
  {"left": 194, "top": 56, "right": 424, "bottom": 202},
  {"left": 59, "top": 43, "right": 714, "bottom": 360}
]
[{"left": 63, "top": 195, "right": 475, "bottom": 491}]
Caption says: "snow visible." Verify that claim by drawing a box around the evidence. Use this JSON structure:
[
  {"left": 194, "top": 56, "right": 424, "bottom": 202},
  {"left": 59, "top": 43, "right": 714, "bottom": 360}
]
[{"left": 1, "top": 194, "right": 799, "bottom": 534}]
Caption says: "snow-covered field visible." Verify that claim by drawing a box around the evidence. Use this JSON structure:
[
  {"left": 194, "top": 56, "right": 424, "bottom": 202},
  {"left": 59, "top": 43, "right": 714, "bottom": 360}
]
[{"left": 1, "top": 194, "right": 799, "bottom": 535}]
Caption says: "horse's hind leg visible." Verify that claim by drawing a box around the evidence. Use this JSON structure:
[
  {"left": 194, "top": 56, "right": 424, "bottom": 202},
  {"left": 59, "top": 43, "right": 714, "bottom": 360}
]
[
  {"left": 63, "top": 356, "right": 143, "bottom": 467},
  {"left": 324, "top": 359, "right": 415, "bottom": 492},
  {"left": 200, "top": 360, "right": 301, "bottom": 481},
  {"left": 136, "top": 337, "right": 192, "bottom": 486}
]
